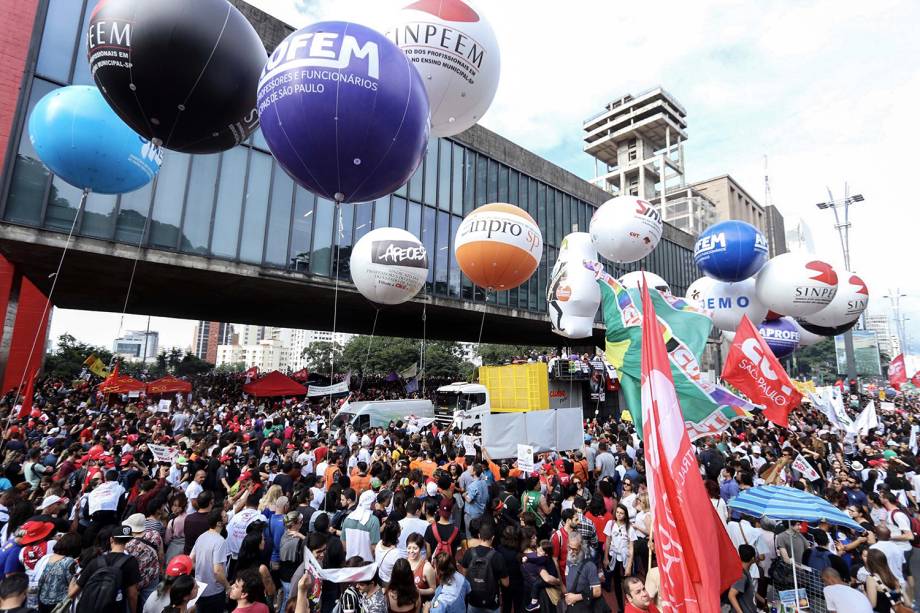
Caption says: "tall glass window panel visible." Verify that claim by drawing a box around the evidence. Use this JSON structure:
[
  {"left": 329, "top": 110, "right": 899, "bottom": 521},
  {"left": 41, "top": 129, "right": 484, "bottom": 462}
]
[
  {"left": 71, "top": 5, "right": 96, "bottom": 85},
  {"left": 4, "top": 79, "right": 57, "bottom": 225},
  {"left": 407, "top": 201, "right": 421, "bottom": 237},
  {"left": 354, "top": 203, "right": 372, "bottom": 242},
  {"left": 423, "top": 139, "right": 438, "bottom": 206},
  {"left": 475, "top": 155, "right": 487, "bottom": 207},
  {"left": 210, "top": 147, "right": 248, "bottom": 258},
  {"left": 80, "top": 192, "right": 117, "bottom": 239},
  {"left": 435, "top": 210, "right": 449, "bottom": 295},
  {"left": 264, "top": 165, "right": 295, "bottom": 266},
  {"left": 463, "top": 149, "right": 475, "bottom": 214},
  {"left": 181, "top": 154, "right": 220, "bottom": 255},
  {"left": 289, "top": 187, "right": 315, "bottom": 273},
  {"left": 487, "top": 160, "right": 498, "bottom": 202},
  {"left": 114, "top": 180, "right": 153, "bottom": 245},
  {"left": 336, "top": 202, "right": 355, "bottom": 279},
  {"left": 518, "top": 276, "right": 529, "bottom": 309},
  {"left": 238, "top": 153, "right": 272, "bottom": 263},
  {"left": 391, "top": 196, "right": 407, "bottom": 230},
  {"left": 449, "top": 215, "right": 461, "bottom": 298},
  {"left": 422, "top": 206, "right": 436, "bottom": 286},
  {"left": 438, "top": 141, "right": 452, "bottom": 211},
  {"left": 528, "top": 179, "right": 538, "bottom": 219},
  {"left": 451, "top": 143, "right": 463, "bottom": 215},
  {"left": 509, "top": 170, "right": 519, "bottom": 207},
  {"left": 311, "top": 198, "right": 334, "bottom": 276},
  {"left": 497, "top": 289, "right": 508, "bottom": 306},
  {"left": 538, "top": 183, "right": 549, "bottom": 242},
  {"left": 44, "top": 177, "right": 83, "bottom": 232},
  {"left": 373, "top": 198, "right": 388, "bottom": 229},
  {"left": 36, "top": 0, "right": 84, "bottom": 82},
  {"left": 518, "top": 176, "right": 529, "bottom": 216},
  {"left": 562, "top": 195, "right": 571, "bottom": 236},
  {"left": 554, "top": 191, "right": 563, "bottom": 245},
  {"left": 408, "top": 164, "right": 423, "bottom": 203},
  {"left": 148, "top": 153, "right": 190, "bottom": 250},
  {"left": 498, "top": 165, "right": 508, "bottom": 202}
]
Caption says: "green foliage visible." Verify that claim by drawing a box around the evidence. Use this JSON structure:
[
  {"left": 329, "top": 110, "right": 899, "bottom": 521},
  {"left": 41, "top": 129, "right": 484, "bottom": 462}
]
[
  {"left": 301, "top": 341, "right": 344, "bottom": 374},
  {"left": 477, "top": 343, "right": 552, "bottom": 366},
  {"left": 215, "top": 361, "right": 247, "bottom": 373},
  {"left": 44, "top": 333, "right": 114, "bottom": 381},
  {"left": 793, "top": 338, "right": 838, "bottom": 384},
  {"left": 336, "top": 335, "right": 473, "bottom": 381}
]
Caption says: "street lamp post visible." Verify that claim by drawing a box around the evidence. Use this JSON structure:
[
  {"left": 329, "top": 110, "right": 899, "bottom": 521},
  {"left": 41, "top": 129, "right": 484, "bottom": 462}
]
[{"left": 815, "top": 186, "right": 864, "bottom": 384}]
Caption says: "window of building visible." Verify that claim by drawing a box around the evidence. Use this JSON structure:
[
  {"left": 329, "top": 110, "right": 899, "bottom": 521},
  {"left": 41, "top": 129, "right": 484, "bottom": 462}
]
[
  {"left": 238, "top": 152, "right": 272, "bottom": 263},
  {"left": 391, "top": 196, "right": 407, "bottom": 230},
  {"left": 264, "top": 166, "right": 295, "bottom": 266},
  {"left": 310, "top": 198, "right": 335, "bottom": 276},
  {"left": 423, "top": 138, "right": 438, "bottom": 206},
  {"left": 438, "top": 139, "right": 452, "bottom": 211},
  {"left": 210, "top": 147, "right": 248, "bottom": 258},
  {"left": 36, "top": 0, "right": 84, "bottom": 83},
  {"left": 422, "top": 206, "right": 436, "bottom": 288},
  {"left": 181, "top": 153, "right": 220, "bottom": 255},
  {"left": 288, "top": 187, "right": 315, "bottom": 273}
]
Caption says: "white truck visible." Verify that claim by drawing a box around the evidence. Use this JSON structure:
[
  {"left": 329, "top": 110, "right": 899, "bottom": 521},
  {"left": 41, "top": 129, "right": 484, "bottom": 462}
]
[{"left": 332, "top": 398, "right": 434, "bottom": 429}]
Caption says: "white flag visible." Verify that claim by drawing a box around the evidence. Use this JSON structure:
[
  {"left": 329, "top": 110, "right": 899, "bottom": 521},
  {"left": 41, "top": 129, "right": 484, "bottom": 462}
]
[
  {"left": 853, "top": 400, "right": 878, "bottom": 435},
  {"left": 810, "top": 386, "right": 853, "bottom": 432},
  {"left": 792, "top": 454, "right": 820, "bottom": 482}
]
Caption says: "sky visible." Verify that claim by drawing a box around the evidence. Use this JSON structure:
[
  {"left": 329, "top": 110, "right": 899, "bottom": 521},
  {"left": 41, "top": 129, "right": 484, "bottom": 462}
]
[{"left": 49, "top": 0, "right": 920, "bottom": 356}]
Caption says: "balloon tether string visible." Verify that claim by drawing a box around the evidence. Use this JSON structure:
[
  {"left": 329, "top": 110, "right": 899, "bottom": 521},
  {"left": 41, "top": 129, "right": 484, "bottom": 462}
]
[
  {"left": 329, "top": 198, "right": 343, "bottom": 411},
  {"left": 359, "top": 308, "right": 380, "bottom": 393}
]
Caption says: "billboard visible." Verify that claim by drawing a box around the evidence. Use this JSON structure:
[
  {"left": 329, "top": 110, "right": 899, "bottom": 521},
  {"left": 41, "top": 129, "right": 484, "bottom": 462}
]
[{"left": 835, "top": 330, "right": 882, "bottom": 376}]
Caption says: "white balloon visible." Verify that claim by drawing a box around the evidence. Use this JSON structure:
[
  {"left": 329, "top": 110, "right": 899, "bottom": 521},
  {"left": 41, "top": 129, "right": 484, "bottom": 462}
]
[
  {"left": 350, "top": 227, "right": 428, "bottom": 305},
  {"left": 547, "top": 233, "right": 601, "bottom": 339},
  {"left": 619, "top": 271, "right": 670, "bottom": 293},
  {"left": 801, "top": 270, "right": 869, "bottom": 329},
  {"left": 754, "top": 253, "right": 839, "bottom": 317},
  {"left": 388, "top": 0, "right": 500, "bottom": 137},
  {"left": 791, "top": 318, "right": 827, "bottom": 348},
  {"left": 589, "top": 196, "right": 663, "bottom": 263},
  {"left": 684, "top": 277, "right": 767, "bottom": 332}
]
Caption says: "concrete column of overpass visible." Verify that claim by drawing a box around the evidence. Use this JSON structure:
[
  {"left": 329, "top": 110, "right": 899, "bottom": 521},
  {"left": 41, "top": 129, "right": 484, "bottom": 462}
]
[{"left": 0, "top": 254, "right": 51, "bottom": 395}]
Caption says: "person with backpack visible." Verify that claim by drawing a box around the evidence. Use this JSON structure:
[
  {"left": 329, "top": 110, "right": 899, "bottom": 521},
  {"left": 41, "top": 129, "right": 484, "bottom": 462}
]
[
  {"left": 425, "top": 499, "right": 460, "bottom": 561},
  {"left": 68, "top": 524, "right": 142, "bottom": 613},
  {"left": 460, "top": 522, "right": 509, "bottom": 613}
]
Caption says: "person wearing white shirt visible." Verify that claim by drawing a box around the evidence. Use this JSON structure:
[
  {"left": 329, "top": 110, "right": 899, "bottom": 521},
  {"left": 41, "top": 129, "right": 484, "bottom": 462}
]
[
  {"left": 870, "top": 526, "right": 907, "bottom": 589},
  {"left": 185, "top": 470, "right": 206, "bottom": 513},
  {"left": 881, "top": 492, "right": 913, "bottom": 554},
  {"left": 397, "top": 498, "right": 429, "bottom": 557},
  {"left": 822, "top": 567, "right": 872, "bottom": 613},
  {"left": 726, "top": 517, "right": 768, "bottom": 589}
]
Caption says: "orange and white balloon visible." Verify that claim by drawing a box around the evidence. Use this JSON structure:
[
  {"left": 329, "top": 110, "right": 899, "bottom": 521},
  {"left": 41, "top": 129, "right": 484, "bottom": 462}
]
[{"left": 455, "top": 203, "right": 542, "bottom": 290}]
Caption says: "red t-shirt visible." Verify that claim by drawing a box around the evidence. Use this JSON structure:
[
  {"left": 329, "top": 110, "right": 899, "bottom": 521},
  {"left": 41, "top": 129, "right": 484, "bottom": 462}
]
[
  {"left": 234, "top": 603, "right": 269, "bottom": 613},
  {"left": 625, "top": 603, "right": 658, "bottom": 613}
]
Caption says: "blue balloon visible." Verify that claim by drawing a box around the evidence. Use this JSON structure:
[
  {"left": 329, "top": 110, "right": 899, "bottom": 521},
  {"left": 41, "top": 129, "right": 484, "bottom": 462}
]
[
  {"left": 694, "top": 220, "right": 768, "bottom": 282},
  {"left": 758, "top": 317, "right": 800, "bottom": 359},
  {"left": 28, "top": 86, "right": 162, "bottom": 194},
  {"left": 257, "top": 21, "right": 430, "bottom": 203}
]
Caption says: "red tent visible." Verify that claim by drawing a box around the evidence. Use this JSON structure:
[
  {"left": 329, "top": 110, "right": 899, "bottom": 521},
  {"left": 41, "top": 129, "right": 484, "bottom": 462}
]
[
  {"left": 98, "top": 374, "right": 147, "bottom": 394},
  {"left": 243, "top": 371, "right": 307, "bottom": 397},
  {"left": 146, "top": 375, "right": 192, "bottom": 395}
]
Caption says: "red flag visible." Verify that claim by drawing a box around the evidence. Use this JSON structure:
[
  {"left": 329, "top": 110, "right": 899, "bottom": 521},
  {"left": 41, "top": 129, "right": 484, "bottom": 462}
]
[
  {"left": 721, "top": 316, "right": 803, "bottom": 427},
  {"left": 17, "top": 370, "right": 38, "bottom": 420},
  {"left": 889, "top": 354, "right": 907, "bottom": 389},
  {"left": 639, "top": 277, "right": 741, "bottom": 612},
  {"left": 911, "top": 372, "right": 920, "bottom": 388}
]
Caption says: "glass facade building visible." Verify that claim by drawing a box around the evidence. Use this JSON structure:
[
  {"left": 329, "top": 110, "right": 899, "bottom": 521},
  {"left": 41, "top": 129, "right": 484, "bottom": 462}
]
[{"left": 0, "top": 0, "right": 698, "bottom": 324}]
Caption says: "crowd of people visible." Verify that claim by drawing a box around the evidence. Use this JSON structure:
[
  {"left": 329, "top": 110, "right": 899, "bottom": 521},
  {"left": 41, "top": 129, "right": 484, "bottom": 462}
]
[{"left": 0, "top": 370, "right": 916, "bottom": 613}]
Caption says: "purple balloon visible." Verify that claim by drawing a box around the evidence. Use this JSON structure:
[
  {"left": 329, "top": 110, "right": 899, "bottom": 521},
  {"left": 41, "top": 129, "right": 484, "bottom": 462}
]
[
  {"left": 757, "top": 317, "right": 800, "bottom": 359},
  {"left": 257, "top": 21, "right": 430, "bottom": 203}
]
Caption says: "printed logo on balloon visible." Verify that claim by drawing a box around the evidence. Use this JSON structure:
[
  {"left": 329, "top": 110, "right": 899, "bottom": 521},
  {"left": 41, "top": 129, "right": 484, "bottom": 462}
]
[
  {"left": 388, "top": 0, "right": 500, "bottom": 137},
  {"left": 258, "top": 22, "right": 430, "bottom": 204},
  {"left": 456, "top": 203, "right": 542, "bottom": 290},
  {"left": 351, "top": 228, "right": 429, "bottom": 305},
  {"left": 590, "top": 196, "right": 662, "bottom": 264}
]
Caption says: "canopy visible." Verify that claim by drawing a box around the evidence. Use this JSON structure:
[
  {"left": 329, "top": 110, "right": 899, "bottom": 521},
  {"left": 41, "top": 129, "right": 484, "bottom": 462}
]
[
  {"left": 98, "top": 374, "right": 147, "bottom": 394},
  {"left": 243, "top": 370, "right": 306, "bottom": 397},
  {"left": 728, "top": 485, "right": 864, "bottom": 532},
  {"left": 146, "top": 375, "right": 192, "bottom": 394}
]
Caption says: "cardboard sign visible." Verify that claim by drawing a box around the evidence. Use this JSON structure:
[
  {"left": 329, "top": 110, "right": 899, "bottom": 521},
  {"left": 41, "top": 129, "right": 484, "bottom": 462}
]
[
  {"left": 792, "top": 453, "right": 820, "bottom": 482},
  {"left": 157, "top": 399, "right": 172, "bottom": 413},
  {"left": 517, "top": 444, "right": 534, "bottom": 473},
  {"left": 148, "top": 443, "right": 178, "bottom": 464}
]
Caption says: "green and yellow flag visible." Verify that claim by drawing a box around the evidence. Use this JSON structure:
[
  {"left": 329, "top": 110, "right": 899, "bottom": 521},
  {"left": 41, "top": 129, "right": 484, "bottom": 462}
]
[{"left": 83, "top": 354, "right": 110, "bottom": 378}]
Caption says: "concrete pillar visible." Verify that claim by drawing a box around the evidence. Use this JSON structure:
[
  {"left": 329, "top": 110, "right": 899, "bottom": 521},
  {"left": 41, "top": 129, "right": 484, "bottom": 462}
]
[{"left": 0, "top": 267, "right": 22, "bottom": 384}]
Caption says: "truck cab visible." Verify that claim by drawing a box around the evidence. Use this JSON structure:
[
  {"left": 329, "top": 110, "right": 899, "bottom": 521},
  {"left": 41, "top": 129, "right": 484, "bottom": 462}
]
[{"left": 434, "top": 382, "right": 490, "bottom": 430}]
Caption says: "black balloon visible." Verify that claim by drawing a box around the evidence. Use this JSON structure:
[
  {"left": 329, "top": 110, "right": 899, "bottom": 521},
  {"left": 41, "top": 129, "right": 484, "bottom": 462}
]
[
  {"left": 87, "top": 0, "right": 267, "bottom": 154},
  {"left": 796, "top": 317, "right": 858, "bottom": 337}
]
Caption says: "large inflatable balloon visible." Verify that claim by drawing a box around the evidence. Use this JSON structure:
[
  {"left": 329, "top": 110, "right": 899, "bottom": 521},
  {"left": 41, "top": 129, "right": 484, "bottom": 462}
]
[
  {"left": 387, "top": 0, "right": 500, "bottom": 138},
  {"left": 791, "top": 318, "right": 827, "bottom": 348},
  {"left": 693, "top": 220, "right": 768, "bottom": 282},
  {"left": 455, "top": 203, "right": 542, "bottom": 290},
  {"left": 28, "top": 86, "right": 162, "bottom": 194},
  {"left": 547, "top": 233, "right": 600, "bottom": 339},
  {"left": 799, "top": 271, "right": 869, "bottom": 336},
  {"left": 755, "top": 253, "right": 838, "bottom": 318},
  {"left": 757, "top": 317, "right": 800, "bottom": 359},
  {"left": 685, "top": 277, "right": 767, "bottom": 332},
  {"left": 589, "top": 196, "right": 663, "bottom": 263},
  {"left": 619, "top": 271, "right": 670, "bottom": 294},
  {"left": 258, "top": 21, "right": 430, "bottom": 203},
  {"left": 350, "top": 228, "right": 428, "bottom": 305},
  {"left": 88, "top": 0, "right": 267, "bottom": 154}
]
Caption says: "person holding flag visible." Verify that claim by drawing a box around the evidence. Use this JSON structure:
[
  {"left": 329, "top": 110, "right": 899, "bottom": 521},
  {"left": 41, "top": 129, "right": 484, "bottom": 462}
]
[{"left": 636, "top": 275, "right": 742, "bottom": 612}]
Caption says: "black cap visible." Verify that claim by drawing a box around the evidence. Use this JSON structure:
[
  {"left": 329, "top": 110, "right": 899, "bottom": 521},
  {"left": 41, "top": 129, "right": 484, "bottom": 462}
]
[{"left": 113, "top": 525, "right": 133, "bottom": 540}]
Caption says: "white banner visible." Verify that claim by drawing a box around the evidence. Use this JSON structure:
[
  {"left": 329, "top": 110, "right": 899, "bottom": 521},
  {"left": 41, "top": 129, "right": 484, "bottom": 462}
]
[
  {"left": 482, "top": 407, "right": 585, "bottom": 458},
  {"left": 517, "top": 444, "right": 534, "bottom": 473},
  {"left": 810, "top": 386, "right": 853, "bottom": 432},
  {"left": 462, "top": 435, "right": 477, "bottom": 457},
  {"left": 157, "top": 399, "right": 172, "bottom": 413},
  {"left": 879, "top": 401, "right": 896, "bottom": 412},
  {"left": 853, "top": 400, "right": 878, "bottom": 435},
  {"left": 149, "top": 443, "right": 178, "bottom": 464},
  {"left": 307, "top": 381, "right": 349, "bottom": 397},
  {"left": 792, "top": 454, "right": 820, "bottom": 481}
]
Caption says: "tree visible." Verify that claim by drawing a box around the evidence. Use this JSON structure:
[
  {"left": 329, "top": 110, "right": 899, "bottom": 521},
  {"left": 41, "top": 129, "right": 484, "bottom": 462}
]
[
  {"left": 175, "top": 352, "right": 213, "bottom": 377},
  {"left": 793, "top": 338, "right": 838, "bottom": 384},
  {"left": 477, "top": 344, "right": 552, "bottom": 366},
  {"left": 338, "top": 335, "right": 473, "bottom": 381},
  {"left": 424, "top": 341, "right": 468, "bottom": 379},
  {"left": 302, "top": 341, "right": 344, "bottom": 375},
  {"left": 43, "top": 333, "right": 114, "bottom": 381}
]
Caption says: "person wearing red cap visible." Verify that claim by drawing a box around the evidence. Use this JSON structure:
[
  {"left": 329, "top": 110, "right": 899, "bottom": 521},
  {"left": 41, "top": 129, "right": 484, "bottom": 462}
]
[{"left": 142, "top": 555, "right": 193, "bottom": 613}]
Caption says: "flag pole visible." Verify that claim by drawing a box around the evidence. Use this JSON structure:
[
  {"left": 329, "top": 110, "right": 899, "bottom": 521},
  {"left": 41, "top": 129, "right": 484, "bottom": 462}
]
[{"left": 788, "top": 521, "right": 802, "bottom": 613}]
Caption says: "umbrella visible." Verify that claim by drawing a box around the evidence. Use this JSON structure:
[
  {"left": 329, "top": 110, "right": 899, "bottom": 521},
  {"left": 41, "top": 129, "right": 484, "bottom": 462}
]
[{"left": 728, "top": 485, "right": 864, "bottom": 532}]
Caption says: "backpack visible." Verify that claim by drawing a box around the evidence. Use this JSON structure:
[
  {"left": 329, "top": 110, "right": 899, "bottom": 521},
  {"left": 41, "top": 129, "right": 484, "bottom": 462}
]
[
  {"left": 465, "top": 549, "right": 498, "bottom": 608},
  {"left": 125, "top": 537, "right": 160, "bottom": 589},
  {"left": 892, "top": 509, "right": 920, "bottom": 548},
  {"left": 432, "top": 525, "right": 459, "bottom": 558},
  {"left": 75, "top": 555, "right": 130, "bottom": 613}
]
